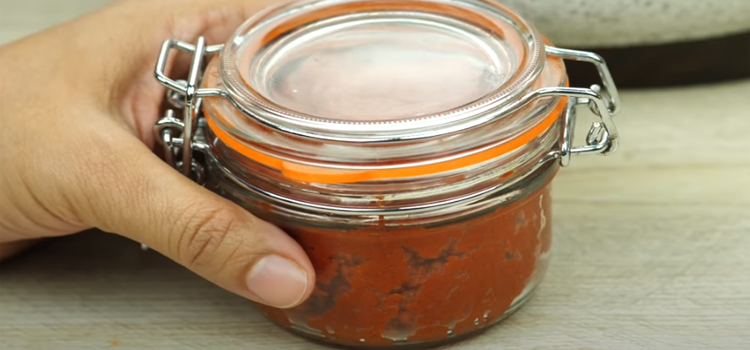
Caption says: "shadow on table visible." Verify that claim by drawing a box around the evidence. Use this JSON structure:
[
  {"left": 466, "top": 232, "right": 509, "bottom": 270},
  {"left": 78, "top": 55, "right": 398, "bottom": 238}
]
[{"left": 0, "top": 230, "right": 297, "bottom": 345}]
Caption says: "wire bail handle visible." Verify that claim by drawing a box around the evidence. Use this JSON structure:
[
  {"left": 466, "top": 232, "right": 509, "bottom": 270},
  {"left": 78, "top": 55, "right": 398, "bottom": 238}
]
[
  {"left": 153, "top": 38, "right": 225, "bottom": 180},
  {"left": 543, "top": 46, "right": 622, "bottom": 167}
]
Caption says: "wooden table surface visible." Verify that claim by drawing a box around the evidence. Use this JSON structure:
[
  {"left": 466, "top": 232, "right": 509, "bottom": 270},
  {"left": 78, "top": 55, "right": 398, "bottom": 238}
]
[{"left": 1, "top": 1, "right": 749, "bottom": 349}]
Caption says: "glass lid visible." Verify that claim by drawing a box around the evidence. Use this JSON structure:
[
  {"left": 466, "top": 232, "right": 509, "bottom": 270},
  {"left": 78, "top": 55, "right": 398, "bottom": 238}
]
[{"left": 217, "top": 0, "right": 546, "bottom": 140}]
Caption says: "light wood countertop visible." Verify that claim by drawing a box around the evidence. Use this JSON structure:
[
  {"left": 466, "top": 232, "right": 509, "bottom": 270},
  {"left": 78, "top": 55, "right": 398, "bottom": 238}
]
[{"left": 1, "top": 1, "right": 749, "bottom": 349}]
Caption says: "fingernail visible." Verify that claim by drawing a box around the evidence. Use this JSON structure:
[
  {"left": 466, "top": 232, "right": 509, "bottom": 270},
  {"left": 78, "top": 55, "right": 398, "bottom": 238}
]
[{"left": 246, "top": 254, "right": 309, "bottom": 308}]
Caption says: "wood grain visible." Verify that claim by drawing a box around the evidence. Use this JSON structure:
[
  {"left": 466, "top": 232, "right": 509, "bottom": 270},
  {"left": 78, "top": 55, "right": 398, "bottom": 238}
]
[{"left": 1, "top": 1, "right": 749, "bottom": 349}]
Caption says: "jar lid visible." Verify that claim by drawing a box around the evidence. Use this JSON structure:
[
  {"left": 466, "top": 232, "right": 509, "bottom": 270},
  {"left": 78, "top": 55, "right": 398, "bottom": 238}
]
[
  {"left": 210, "top": 0, "right": 548, "bottom": 142},
  {"left": 158, "top": 0, "right": 620, "bottom": 184}
]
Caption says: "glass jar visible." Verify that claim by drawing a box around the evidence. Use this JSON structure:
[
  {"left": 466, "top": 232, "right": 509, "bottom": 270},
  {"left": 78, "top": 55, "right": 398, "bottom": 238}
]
[{"left": 153, "top": 0, "right": 621, "bottom": 348}]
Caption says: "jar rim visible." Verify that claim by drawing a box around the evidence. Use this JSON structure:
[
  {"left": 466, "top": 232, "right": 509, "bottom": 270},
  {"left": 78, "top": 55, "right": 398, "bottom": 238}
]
[
  {"left": 212, "top": 0, "right": 548, "bottom": 142},
  {"left": 199, "top": 0, "right": 569, "bottom": 185}
]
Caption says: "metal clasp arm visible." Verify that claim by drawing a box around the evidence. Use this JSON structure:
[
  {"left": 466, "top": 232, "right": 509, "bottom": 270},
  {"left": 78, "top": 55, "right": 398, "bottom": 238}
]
[
  {"left": 154, "top": 40, "right": 225, "bottom": 97},
  {"left": 545, "top": 46, "right": 621, "bottom": 116},
  {"left": 543, "top": 46, "right": 622, "bottom": 166},
  {"left": 153, "top": 38, "right": 225, "bottom": 172}
]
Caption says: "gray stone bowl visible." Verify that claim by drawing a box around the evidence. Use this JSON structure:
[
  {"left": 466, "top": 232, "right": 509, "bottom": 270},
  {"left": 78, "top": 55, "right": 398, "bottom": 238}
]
[{"left": 497, "top": 0, "right": 750, "bottom": 48}]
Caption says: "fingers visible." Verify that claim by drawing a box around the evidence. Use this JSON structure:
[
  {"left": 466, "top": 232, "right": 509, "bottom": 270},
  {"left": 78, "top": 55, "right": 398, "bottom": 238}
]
[
  {"left": 0, "top": 0, "right": 316, "bottom": 308},
  {"left": 85, "top": 0, "right": 283, "bottom": 146},
  {"left": 116, "top": 0, "right": 283, "bottom": 44},
  {"left": 68, "top": 130, "right": 314, "bottom": 308}
]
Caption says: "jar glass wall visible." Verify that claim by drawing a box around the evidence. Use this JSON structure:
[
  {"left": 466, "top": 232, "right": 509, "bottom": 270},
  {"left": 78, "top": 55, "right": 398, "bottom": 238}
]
[
  {"left": 204, "top": 150, "right": 557, "bottom": 348},
  {"left": 152, "top": 0, "right": 622, "bottom": 348}
]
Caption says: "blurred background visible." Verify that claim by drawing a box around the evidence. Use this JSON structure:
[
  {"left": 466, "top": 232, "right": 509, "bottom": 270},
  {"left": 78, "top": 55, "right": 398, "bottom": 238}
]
[
  {"left": 499, "top": 0, "right": 750, "bottom": 87},
  {"left": 2, "top": 0, "right": 749, "bottom": 87}
]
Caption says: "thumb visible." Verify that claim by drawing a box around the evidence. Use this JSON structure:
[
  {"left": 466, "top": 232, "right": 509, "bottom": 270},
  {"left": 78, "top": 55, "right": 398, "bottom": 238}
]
[{"left": 72, "top": 132, "right": 314, "bottom": 309}]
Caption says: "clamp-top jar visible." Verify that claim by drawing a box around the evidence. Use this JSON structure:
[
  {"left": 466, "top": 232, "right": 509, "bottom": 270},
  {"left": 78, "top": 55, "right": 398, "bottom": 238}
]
[{"left": 153, "top": 0, "right": 621, "bottom": 348}]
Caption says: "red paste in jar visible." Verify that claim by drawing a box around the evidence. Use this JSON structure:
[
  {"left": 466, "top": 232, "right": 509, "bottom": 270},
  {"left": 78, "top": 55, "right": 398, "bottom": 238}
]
[{"left": 256, "top": 166, "right": 556, "bottom": 347}]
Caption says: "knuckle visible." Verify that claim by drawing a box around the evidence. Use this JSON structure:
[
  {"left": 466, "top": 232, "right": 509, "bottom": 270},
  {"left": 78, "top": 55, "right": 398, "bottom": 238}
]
[{"left": 175, "top": 206, "right": 243, "bottom": 268}]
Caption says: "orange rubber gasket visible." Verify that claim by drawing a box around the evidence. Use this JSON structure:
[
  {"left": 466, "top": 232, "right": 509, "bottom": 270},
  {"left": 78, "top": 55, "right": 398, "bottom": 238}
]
[{"left": 205, "top": 96, "right": 565, "bottom": 184}]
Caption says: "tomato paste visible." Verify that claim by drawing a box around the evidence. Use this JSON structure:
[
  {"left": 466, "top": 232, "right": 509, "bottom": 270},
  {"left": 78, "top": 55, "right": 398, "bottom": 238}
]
[{"left": 254, "top": 164, "right": 556, "bottom": 348}]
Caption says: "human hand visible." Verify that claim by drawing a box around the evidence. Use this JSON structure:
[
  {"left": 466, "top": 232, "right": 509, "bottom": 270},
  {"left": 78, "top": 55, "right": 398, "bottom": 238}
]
[{"left": 0, "top": 0, "right": 315, "bottom": 309}]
